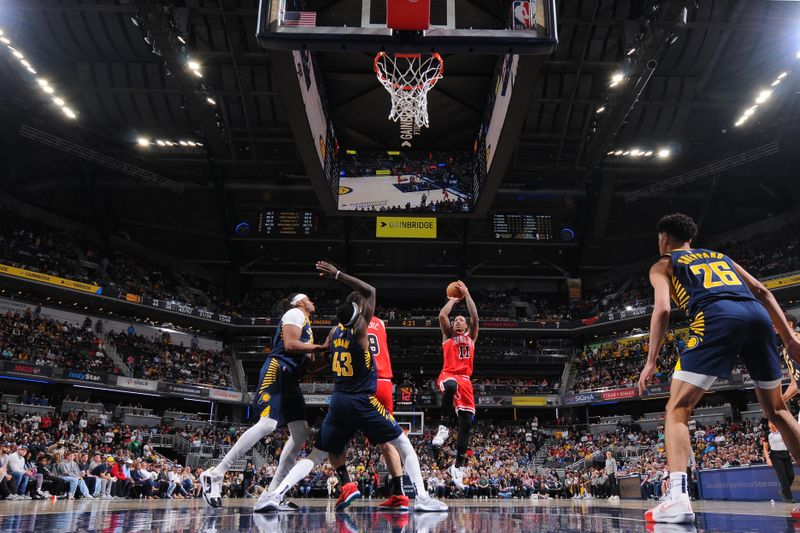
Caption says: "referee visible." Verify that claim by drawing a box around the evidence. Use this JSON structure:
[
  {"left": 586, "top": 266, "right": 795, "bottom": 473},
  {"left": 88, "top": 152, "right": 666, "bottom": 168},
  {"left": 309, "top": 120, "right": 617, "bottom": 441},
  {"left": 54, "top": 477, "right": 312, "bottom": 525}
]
[{"left": 764, "top": 421, "right": 796, "bottom": 503}]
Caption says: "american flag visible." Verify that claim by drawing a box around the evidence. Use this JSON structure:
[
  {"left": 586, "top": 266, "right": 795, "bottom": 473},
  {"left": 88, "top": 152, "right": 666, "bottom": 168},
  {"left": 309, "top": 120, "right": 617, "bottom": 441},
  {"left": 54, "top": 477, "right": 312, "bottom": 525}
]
[{"left": 283, "top": 11, "right": 317, "bottom": 27}]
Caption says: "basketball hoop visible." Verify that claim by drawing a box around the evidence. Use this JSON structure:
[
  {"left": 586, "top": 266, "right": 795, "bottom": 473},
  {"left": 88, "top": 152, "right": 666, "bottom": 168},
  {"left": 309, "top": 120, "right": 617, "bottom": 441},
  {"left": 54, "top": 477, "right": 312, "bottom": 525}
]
[{"left": 374, "top": 52, "right": 444, "bottom": 129}]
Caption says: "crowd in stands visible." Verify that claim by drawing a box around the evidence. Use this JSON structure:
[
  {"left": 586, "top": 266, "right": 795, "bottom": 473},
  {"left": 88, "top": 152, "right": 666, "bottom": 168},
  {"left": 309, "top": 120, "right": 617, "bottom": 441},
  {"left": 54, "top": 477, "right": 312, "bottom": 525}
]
[
  {"left": 108, "top": 330, "right": 231, "bottom": 389},
  {"left": 0, "top": 309, "right": 121, "bottom": 376}
]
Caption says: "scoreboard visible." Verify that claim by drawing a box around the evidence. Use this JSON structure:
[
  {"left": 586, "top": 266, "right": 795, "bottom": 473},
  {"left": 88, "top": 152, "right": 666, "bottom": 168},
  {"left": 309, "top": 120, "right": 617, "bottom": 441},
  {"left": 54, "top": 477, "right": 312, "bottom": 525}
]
[
  {"left": 258, "top": 210, "right": 318, "bottom": 236},
  {"left": 492, "top": 214, "right": 553, "bottom": 240}
]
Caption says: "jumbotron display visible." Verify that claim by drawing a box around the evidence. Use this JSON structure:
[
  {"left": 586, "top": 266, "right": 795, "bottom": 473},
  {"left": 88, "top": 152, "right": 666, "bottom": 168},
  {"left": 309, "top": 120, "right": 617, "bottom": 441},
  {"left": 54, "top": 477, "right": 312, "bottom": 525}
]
[{"left": 492, "top": 214, "right": 553, "bottom": 240}]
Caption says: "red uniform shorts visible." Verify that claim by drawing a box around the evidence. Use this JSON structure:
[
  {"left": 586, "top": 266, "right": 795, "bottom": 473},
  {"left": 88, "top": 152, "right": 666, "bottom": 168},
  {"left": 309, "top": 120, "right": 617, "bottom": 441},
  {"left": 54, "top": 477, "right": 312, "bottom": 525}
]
[
  {"left": 375, "top": 378, "right": 394, "bottom": 415},
  {"left": 437, "top": 372, "right": 475, "bottom": 414}
]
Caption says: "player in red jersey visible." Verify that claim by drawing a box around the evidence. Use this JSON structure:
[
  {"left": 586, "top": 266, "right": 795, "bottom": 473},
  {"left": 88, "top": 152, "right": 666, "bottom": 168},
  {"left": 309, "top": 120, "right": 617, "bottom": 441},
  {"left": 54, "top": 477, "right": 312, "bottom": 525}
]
[
  {"left": 327, "top": 314, "right": 411, "bottom": 511},
  {"left": 432, "top": 280, "right": 479, "bottom": 491}
]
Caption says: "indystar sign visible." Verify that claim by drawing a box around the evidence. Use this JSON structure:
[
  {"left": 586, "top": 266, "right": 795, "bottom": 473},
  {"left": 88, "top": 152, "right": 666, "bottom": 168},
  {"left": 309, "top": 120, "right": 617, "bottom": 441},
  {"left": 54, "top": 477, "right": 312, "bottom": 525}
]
[{"left": 376, "top": 217, "right": 437, "bottom": 239}]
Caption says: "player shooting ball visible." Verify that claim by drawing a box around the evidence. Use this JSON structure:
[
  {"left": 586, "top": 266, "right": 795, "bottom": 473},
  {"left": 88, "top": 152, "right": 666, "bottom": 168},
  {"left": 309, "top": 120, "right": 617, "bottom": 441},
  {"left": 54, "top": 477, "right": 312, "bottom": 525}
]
[{"left": 432, "top": 280, "right": 479, "bottom": 491}]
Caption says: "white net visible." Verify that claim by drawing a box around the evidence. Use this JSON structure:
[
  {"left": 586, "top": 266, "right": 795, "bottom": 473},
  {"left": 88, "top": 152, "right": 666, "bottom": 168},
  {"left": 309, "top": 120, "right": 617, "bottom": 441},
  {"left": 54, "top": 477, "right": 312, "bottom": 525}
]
[{"left": 374, "top": 52, "right": 444, "bottom": 129}]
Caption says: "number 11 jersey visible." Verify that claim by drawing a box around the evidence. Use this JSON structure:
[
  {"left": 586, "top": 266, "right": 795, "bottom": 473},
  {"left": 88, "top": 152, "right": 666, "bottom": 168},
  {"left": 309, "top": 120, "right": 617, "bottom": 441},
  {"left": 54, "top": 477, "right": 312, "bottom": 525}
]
[{"left": 442, "top": 332, "right": 475, "bottom": 377}]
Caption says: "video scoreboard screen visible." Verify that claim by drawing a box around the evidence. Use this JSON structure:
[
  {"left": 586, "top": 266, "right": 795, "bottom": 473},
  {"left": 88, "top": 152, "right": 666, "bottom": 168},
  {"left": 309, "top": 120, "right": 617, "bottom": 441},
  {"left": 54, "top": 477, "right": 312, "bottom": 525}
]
[
  {"left": 258, "top": 210, "right": 318, "bottom": 236},
  {"left": 492, "top": 214, "right": 553, "bottom": 240}
]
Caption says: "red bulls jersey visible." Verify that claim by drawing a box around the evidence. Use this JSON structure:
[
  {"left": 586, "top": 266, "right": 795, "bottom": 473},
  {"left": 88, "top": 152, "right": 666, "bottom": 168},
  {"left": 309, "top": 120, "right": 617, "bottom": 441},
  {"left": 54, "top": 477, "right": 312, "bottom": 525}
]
[
  {"left": 442, "top": 332, "right": 475, "bottom": 376},
  {"left": 368, "top": 317, "right": 393, "bottom": 380}
]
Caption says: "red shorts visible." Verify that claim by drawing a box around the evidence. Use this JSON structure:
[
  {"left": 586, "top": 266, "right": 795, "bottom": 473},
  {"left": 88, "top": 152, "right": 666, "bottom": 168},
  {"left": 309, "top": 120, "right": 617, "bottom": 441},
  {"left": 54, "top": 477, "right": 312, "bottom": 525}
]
[
  {"left": 375, "top": 378, "right": 394, "bottom": 415},
  {"left": 437, "top": 372, "right": 475, "bottom": 414}
]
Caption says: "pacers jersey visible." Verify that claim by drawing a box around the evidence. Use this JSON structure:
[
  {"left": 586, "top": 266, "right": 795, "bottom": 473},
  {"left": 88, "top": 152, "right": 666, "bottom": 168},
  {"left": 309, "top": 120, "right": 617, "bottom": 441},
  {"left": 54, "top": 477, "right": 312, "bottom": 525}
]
[
  {"left": 442, "top": 332, "right": 475, "bottom": 376},
  {"left": 368, "top": 317, "right": 393, "bottom": 380},
  {"left": 668, "top": 248, "right": 757, "bottom": 318},
  {"left": 271, "top": 308, "right": 314, "bottom": 373},
  {"left": 784, "top": 344, "right": 800, "bottom": 383},
  {"left": 330, "top": 325, "right": 376, "bottom": 395}
]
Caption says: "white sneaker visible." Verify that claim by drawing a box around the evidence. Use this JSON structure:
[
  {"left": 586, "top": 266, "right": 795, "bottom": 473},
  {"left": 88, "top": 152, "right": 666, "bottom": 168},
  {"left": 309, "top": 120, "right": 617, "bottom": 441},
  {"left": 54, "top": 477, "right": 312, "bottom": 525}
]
[
  {"left": 414, "top": 494, "right": 448, "bottom": 512},
  {"left": 254, "top": 491, "right": 281, "bottom": 513},
  {"left": 432, "top": 425, "right": 449, "bottom": 447},
  {"left": 413, "top": 511, "right": 449, "bottom": 533},
  {"left": 278, "top": 499, "right": 299, "bottom": 512},
  {"left": 200, "top": 468, "right": 224, "bottom": 508},
  {"left": 645, "top": 496, "right": 695, "bottom": 524},
  {"left": 448, "top": 464, "right": 465, "bottom": 491}
]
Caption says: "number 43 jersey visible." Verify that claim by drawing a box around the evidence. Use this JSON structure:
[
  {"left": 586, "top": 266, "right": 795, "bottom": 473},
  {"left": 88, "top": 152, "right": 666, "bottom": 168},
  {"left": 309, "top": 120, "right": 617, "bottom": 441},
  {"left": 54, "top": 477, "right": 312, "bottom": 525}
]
[
  {"left": 442, "top": 332, "right": 475, "bottom": 377},
  {"left": 330, "top": 324, "right": 377, "bottom": 395},
  {"left": 667, "top": 248, "right": 757, "bottom": 317}
]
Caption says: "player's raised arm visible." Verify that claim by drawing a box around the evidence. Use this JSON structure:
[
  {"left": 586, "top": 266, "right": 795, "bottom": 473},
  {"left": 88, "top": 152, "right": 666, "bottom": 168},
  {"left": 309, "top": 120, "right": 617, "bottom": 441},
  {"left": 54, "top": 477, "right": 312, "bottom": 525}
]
[
  {"left": 732, "top": 260, "right": 800, "bottom": 362},
  {"left": 638, "top": 258, "right": 673, "bottom": 395},
  {"left": 317, "top": 260, "right": 375, "bottom": 340},
  {"left": 457, "top": 281, "right": 479, "bottom": 341},
  {"left": 438, "top": 297, "right": 459, "bottom": 341}
]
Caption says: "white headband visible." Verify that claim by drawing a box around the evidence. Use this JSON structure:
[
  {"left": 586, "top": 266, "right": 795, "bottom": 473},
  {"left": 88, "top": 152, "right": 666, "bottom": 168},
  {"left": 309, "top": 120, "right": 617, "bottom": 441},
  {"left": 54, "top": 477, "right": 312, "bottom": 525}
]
[
  {"left": 345, "top": 302, "right": 360, "bottom": 327},
  {"left": 291, "top": 293, "right": 308, "bottom": 306}
]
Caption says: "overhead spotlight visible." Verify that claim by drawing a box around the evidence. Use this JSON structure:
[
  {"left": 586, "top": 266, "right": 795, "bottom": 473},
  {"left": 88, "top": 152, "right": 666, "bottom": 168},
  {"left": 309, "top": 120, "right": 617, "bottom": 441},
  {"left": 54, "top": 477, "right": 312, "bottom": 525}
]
[
  {"left": 796, "top": 51, "right": 800, "bottom": 59},
  {"left": 734, "top": 116, "right": 747, "bottom": 127},
  {"left": 644, "top": 151, "right": 653, "bottom": 156},
  {"left": 20, "top": 59, "right": 30, "bottom": 68},
  {"left": 622, "top": 150, "right": 630, "bottom": 156},
  {"left": 196, "top": 142, "right": 203, "bottom": 147},
  {"left": 137, "top": 137, "right": 150, "bottom": 147},
  {"left": 614, "top": 150, "right": 623, "bottom": 156},
  {"left": 42, "top": 85, "right": 54, "bottom": 94},
  {"left": 156, "top": 140, "right": 166, "bottom": 146},
  {"left": 26, "top": 67, "right": 36, "bottom": 74},
  {"left": 778, "top": 72, "right": 788, "bottom": 80},
  {"left": 12, "top": 50, "right": 23, "bottom": 59},
  {"left": 743, "top": 105, "right": 757, "bottom": 117},
  {"left": 0, "top": 37, "right": 8, "bottom": 44},
  {"left": 755, "top": 90, "right": 772, "bottom": 104},
  {"left": 52, "top": 97, "right": 64, "bottom": 106},
  {"left": 61, "top": 106, "right": 76, "bottom": 119},
  {"left": 187, "top": 141, "right": 196, "bottom": 147},
  {"left": 191, "top": 69, "right": 202, "bottom": 78},
  {"left": 206, "top": 97, "right": 216, "bottom": 105},
  {"left": 165, "top": 141, "right": 175, "bottom": 146},
  {"left": 627, "top": 48, "right": 636, "bottom": 56},
  {"left": 179, "top": 140, "right": 188, "bottom": 146},
  {"left": 771, "top": 79, "right": 782, "bottom": 87},
  {"left": 130, "top": 16, "right": 140, "bottom": 27},
  {"left": 607, "top": 151, "right": 614, "bottom": 156},
  {"left": 187, "top": 60, "right": 200, "bottom": 70},
  {"left": 177, "top": 35, "right": 186, "bottom": 44},
  {"left": 610, "top": 72, "right": 625, "bottom": 87},
  {"left": 657, "top": 149, "right": 671, "bottom": 158},
  {"left": 630, "top": 149, "right": 642, "bottom": 157},
  {"left": 36, "top": 78, "right": 49, "bottom": 87}
]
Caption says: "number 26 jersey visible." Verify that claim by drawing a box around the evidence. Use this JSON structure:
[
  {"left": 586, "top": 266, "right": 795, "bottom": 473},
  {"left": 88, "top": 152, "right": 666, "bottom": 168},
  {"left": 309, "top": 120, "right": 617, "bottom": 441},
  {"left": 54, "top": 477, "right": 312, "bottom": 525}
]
[{"left": 442, "top": 332, "right": 475, "bottom": 377}]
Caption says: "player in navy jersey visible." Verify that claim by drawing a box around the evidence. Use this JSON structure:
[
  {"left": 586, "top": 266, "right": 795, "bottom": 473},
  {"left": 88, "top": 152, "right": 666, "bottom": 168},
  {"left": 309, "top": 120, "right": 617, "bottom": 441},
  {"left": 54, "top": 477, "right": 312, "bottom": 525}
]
[
  {"left": 638, "top": 213, "right": 800, "bottom": 523},
  {"left": 255, "top": 261, "right": 447, "bottom": 513},
  {"left": 780, "top": 314, "right": 800, "bottom": 421},
  {"left": 200, "top": 293, "right": 329, "bottom": 509}
]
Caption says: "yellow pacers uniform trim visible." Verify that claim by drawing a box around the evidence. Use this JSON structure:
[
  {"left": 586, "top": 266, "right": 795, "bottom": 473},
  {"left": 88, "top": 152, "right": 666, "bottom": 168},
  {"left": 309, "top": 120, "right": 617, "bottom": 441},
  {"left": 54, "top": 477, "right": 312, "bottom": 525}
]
[{"left": 370, "top": 395, "right": 394, "bottom": 423}]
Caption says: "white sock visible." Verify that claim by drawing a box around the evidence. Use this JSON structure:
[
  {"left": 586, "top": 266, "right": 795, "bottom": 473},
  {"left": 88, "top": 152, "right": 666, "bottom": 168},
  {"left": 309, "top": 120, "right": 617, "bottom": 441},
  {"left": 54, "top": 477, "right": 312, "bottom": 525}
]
[
  {"left": 274, "top": 448, "right": 328, "bottom": 497},
  {"left": 668, "top": 472, "right": 689, "bottom": 500},
  {"left": 389, "top": 433, "right": 430, "bottom": 498},
  {"left": 214, "top": 416, "right": 277, "bottom": 474},
  {"left": 268, "top": 420, "right": 309, "bottom": 491}
]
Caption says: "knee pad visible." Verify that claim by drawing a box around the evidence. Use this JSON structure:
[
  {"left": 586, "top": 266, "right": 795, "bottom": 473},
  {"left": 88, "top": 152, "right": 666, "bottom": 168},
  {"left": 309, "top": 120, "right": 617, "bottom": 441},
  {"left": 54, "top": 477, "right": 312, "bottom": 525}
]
[{"left": 442, "top": 380, "right": 458, "bottom": 394}]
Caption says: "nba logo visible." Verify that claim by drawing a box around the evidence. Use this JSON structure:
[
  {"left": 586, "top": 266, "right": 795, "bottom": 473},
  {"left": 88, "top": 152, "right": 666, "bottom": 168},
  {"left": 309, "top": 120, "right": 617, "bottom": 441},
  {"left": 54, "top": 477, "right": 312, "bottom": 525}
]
[{"left": 512, "top": 0, "right": 534, "bottom": 30}]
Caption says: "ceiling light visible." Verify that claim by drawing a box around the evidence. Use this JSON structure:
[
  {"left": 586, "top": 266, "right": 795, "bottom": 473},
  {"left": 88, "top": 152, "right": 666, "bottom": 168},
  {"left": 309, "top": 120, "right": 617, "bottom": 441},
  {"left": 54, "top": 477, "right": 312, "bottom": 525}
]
[
  {"left": 658, "top": 149, "right": 671, "bottom": 158},
  {"left": 610, "top": 72, "right": 625, "bottom": 87},
  {"left": 187, "top": 141, "right": 196, "bottom": 147},
  {"left": 755, "top": 90, "right": 772, "bottom": 104},
  {"left": 26, "top": 67, "right": 36, "bottom": 74},
  {"left": 614, "top": 150, "right": 623, "bottom": 156},
  {"left": 771, "top": 79, "right": 782, "bottom": 87},
  {"left": 0, "top": 38, "right": 9, "bottom": 45},
  {"left": 196, "top": 142, "right": 203, "bottom": 147},
  {"left": 622, "top": 151, "right": 630, "bottom": 156},
  {"left": 187, "top": 60, "right": 200, "bottom": 70},
  {"left": 61, "top": 106, "right": 76, "bottom": 119},
  {"left": 20, "top": 59, "right": 30, "bottom": 68},
  {"left": 191, "top": 69, "right": 202, "bottom": 77},
  {"left": 778, "top": 72, "right": 788, "bottom": 80},
  {"left": 734, "top": 116, "right": 747, "bottom": 127},
  {"left": 36, "top": 78, "right": 49, "bottom": 87},
  {"left": 11, "top": 50, "right": 22, "bottom": 59},
  {"left": 156, "top": 140, "right": 166, "bottom": 146},
  {"left": 607, "top": 151, "right": 614, "bottom": 156},
  {"left": 596, "top": 105, "right": 605, "bottom": 114},
  {"left": 627, "top": 48, "right": 636, "bottom": 56},
  {"left": 644, "top": 151, "right": 653, "bottom": 156},
  {"left": 52, "top": 97, "right": 64, "bottom": 106},
  {"left": 165, "top": 141, "right": 175, "bottom": 146},
  {"left": 137, "top": 137, "right": 150, "bottom": 147},
  {"left": 177, "top": 36, "right": 186, "bottom": 44},
  {"left": 743, "top": 105, "right": 757, "bottom": 117},
  {"left": 42, "top": 85, "right": 54, "bottom": 94},
  {"left": 206, "top": 97, "right": 216, "bottom": 105},
  {"left": 179, "top": 140, "right": 188, "bottom": 146},
  {"left": 630, "top": 149, "right": 642, "bottom": 157}
]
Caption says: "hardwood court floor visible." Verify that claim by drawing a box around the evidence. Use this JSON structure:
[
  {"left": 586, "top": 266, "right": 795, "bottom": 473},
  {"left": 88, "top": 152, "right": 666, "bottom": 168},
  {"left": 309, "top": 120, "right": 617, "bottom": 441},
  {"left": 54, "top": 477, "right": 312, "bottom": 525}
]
[{"left": 0, "top": 496, "right": 796, "bottom": 532}]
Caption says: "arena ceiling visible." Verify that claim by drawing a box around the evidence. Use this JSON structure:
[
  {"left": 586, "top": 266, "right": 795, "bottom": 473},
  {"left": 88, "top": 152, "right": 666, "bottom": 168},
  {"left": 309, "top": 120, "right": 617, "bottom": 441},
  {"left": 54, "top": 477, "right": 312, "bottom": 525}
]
[{"left": 0, "top": 0, "right": 799, "bottom": 283}]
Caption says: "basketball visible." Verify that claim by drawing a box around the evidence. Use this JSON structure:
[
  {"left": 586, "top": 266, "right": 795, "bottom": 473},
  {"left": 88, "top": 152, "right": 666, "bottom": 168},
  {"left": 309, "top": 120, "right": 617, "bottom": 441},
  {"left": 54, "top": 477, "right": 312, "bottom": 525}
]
[{"left": 446, "top": 281, "right": 463, "bottom": 299}]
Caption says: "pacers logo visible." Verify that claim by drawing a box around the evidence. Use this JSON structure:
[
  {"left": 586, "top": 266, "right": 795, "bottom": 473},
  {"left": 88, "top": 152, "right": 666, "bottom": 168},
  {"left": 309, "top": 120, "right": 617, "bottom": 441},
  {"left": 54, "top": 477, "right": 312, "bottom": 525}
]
[
  {"left": 260, "top": 392, "right": 271, "bottom": 404},
  {"left": 686, "top": 336, "right": 700, "bottom": 350},
  {"left": 338, "top": 186, "right": 353, "bottom": 195}
]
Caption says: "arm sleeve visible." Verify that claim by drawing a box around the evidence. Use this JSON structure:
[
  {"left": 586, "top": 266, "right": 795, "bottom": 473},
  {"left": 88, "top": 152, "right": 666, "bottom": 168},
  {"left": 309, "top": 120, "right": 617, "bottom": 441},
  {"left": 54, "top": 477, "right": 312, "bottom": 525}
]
[{"left": 282, "top": 308, "right": 306, "bottom": 328}]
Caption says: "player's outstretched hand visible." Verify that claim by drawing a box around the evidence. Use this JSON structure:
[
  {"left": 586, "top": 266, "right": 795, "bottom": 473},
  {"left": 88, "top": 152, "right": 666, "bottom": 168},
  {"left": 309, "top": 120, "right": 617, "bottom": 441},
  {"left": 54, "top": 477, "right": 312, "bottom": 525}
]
[
  {"left": 316, "top": 260, "right": 339, "bottom": 279},
  {"left": 638, "top": 360, "right": 656, "bottom": 396},
  {"left": 456, "top": 280, "right": 470, "bottom": 297}
]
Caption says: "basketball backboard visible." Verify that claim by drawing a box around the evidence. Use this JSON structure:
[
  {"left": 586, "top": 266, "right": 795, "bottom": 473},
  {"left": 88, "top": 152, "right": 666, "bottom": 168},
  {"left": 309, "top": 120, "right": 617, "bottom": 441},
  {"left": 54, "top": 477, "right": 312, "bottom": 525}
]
[{"left": 257, "top": 0, "right": 557, "bottom": 54}]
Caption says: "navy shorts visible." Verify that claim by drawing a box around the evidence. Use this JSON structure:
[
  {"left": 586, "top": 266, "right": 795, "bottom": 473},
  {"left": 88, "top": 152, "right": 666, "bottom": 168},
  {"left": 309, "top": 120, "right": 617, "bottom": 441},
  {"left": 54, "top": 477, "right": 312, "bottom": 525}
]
[
  {"left": 252, "top": 356, "right": 307, "bottom": 425},
  {"left": 315, "top": 392, "right": 403, "bottom": 454},
  {"left": 676, "top": 299, "right": 782, "bottom": 383}
]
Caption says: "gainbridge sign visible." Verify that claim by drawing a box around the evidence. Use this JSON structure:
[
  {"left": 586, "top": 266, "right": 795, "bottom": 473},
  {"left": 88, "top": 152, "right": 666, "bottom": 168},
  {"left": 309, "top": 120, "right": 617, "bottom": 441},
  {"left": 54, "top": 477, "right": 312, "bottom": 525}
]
[
  {"left": 0, "top": 263, "right": 102, "bottom": 294},
  {"left": 376, "top": 217, "right": 437, "bottom": 239}
]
